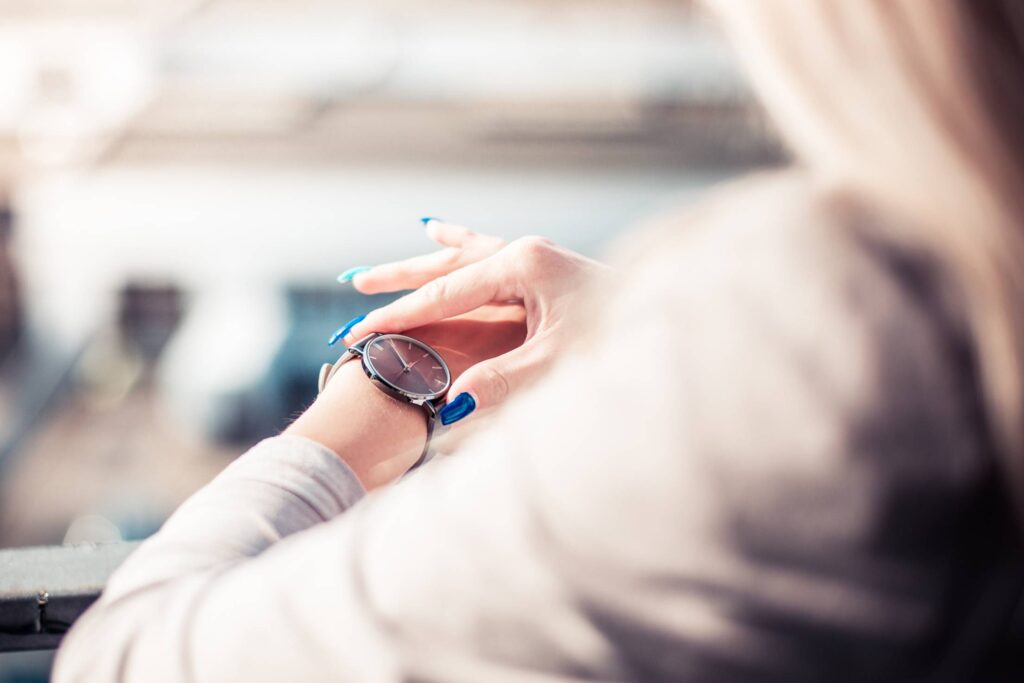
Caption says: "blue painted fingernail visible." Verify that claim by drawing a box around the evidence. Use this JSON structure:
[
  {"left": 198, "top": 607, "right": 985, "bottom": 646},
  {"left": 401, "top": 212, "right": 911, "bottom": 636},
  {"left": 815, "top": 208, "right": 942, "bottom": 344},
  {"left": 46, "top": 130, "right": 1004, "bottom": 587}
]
[
  {"left": 420, "top": 217, "right": 442, "bottom": 226},
  {"left": 327, "top": 313, "right": 367, "bottom": 346},
  {"left": 439, "top": 392, "right": 476, "bottom": 425},
  {"left": 337, "top": 266, "right": 372, "bottom": 284}
]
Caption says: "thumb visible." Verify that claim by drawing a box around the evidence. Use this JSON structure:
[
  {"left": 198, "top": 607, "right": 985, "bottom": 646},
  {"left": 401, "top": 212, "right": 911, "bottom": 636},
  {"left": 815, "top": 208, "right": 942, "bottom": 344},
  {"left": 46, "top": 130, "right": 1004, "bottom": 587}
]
[{"left": 440, "top": 344, "right": 543, "bottom": 424}]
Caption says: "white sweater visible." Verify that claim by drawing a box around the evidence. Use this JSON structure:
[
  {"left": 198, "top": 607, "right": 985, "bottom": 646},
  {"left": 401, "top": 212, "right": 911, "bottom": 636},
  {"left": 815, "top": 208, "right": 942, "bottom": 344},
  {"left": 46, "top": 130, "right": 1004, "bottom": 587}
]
[{"left": 53, "top": 174, "right": 1019, "bottom": 682}]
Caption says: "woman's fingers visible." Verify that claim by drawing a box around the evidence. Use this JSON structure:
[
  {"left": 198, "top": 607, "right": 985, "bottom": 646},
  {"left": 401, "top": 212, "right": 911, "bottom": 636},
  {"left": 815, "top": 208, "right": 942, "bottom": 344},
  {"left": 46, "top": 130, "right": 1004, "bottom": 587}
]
[
  {"left": 353, "top": 248, "right": 461, "bottom": 294},
  {"left": 438, "top": 335, "right": 552, "bottom": 417},
  {"left": 347, "top": 219, "right": 505, "bottom": 294},
  {"left": 339, "top": 233, "right": 601, "bottom": 420},
  {"left": 452, "top": 342, "right": 540, "bottom": 411},
  {"left": 346, "top": 256, "right": 517, "bottom": 341}
]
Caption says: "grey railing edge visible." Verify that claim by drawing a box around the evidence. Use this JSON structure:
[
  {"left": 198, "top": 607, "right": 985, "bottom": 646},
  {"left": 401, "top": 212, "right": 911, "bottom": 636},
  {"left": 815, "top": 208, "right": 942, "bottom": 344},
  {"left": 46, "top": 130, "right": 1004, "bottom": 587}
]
[{"left": 0, "top": 541, "right": 139, "bottom": 653}]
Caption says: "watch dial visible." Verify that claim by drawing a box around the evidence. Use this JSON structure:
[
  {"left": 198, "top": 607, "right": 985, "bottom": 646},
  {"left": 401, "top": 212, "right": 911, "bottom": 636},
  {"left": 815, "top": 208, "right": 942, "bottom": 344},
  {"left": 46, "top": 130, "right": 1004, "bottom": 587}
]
[{"left": 364, "top": 335, "right": 450, "bottom": 398}]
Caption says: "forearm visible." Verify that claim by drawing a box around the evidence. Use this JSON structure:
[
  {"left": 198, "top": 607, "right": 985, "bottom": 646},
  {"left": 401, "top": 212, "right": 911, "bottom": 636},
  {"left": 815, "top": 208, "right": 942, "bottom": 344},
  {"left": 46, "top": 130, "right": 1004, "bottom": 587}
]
[
  {"left": 285, "top": 312, "right": 527, "bottom": 489},
  {"left": 55, "top": 312, "right": 527, "bottom": 681},
  {"left": 54, "top": 435, "right": 371, "bottom": 682},
  {"left": 285, "top": 354, "right": 429, "bottom": 490},
  {"left": 91, "top": 436, "right": 365, "bottom": 601},
  {"left": 80, "top": 337, "right": 444, "bottom": 604}
]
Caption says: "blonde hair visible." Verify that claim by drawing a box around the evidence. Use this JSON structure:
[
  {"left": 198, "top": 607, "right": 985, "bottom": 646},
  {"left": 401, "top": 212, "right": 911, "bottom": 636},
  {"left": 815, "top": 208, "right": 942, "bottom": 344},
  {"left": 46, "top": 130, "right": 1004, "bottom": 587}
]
[{"left": 711, "top": 1, "right": 1024, "bottom": 514}]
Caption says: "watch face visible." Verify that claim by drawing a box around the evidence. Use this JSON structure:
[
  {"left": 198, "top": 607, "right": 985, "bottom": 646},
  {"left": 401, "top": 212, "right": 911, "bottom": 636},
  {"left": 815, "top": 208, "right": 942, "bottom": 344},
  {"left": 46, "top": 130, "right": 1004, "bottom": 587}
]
[{"left": 363, "top": 334, "right": 451, "bottom": 399}]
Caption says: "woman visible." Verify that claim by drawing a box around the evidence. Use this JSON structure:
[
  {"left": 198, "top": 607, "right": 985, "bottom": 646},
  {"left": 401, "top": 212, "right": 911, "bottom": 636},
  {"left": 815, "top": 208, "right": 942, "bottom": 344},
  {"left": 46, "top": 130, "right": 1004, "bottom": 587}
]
[{"left": 55, "top": 2, "right": 1024, "bottom": 681}]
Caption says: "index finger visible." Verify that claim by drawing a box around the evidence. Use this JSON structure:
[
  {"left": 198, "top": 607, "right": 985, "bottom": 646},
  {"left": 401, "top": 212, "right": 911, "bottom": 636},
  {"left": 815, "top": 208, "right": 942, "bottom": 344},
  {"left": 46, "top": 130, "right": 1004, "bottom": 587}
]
[
  {"left": 345, "top": 257, "right": 518, "bottom": 341},
  {"left": 352, "top": 248, "right": 461, "bottom": 294}
]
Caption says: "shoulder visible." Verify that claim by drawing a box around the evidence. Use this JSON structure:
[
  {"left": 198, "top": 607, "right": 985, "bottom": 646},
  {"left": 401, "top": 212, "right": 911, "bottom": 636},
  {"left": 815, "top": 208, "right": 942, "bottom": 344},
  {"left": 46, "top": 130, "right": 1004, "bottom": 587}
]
[
  {"left": 498, "top": 171, "right": 1001, "bottom": 678},
  {"left": 599, "top": 168, "right": 986, "bottom": 486},
  {"left": 614, "top": 170, "right": 886, "bottom": 299},
  {"left": 609, "top": 170, "right": 964, "bottom": 370}
]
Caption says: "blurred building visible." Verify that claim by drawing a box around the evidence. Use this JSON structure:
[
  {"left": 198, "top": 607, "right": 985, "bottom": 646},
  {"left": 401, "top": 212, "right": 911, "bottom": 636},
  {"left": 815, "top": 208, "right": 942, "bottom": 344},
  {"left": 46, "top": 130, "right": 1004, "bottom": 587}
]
[
  {"left": 0, "top": 0, "right": 779, "bottom": 550},
  {"left": 0, "top": 2, "right": 782, "bottom": 678}
]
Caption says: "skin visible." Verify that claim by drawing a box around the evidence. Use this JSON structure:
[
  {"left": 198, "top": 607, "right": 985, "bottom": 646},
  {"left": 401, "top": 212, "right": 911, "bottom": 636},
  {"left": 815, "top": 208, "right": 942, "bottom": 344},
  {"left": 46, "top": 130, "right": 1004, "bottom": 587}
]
[
  {"left": 345, "top": 220, "right": 609, "bottom": 413},
  {"left": 285, "top": 304, "right": 526, "bottom": 489},
  {"left": 288, "top": 220, "right": 604, "bottom": 488}
]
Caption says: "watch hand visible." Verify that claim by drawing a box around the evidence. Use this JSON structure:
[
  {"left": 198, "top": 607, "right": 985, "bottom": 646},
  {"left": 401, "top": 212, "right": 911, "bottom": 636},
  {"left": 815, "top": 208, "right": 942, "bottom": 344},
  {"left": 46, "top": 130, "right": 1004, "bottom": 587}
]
[
  {"left": 407, "top": 354, "right": 430, "bottom": 370},
  {"left": 387, "top": 340, "right": 411, "bottom": 370}
]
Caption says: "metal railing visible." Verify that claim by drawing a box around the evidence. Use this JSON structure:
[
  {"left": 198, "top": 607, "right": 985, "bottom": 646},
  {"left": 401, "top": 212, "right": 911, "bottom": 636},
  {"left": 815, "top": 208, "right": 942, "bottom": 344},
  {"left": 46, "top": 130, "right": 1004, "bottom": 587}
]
[{"left": 0, "top": 542, "right": 137, "bottom": 652}]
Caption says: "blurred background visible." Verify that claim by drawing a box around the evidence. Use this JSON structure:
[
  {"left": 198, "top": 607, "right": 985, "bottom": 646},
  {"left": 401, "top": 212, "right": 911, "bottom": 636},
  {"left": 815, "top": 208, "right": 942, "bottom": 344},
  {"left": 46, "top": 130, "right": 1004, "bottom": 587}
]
[{"left": 0, "top": 0, "right": 779, "bottom": 677}]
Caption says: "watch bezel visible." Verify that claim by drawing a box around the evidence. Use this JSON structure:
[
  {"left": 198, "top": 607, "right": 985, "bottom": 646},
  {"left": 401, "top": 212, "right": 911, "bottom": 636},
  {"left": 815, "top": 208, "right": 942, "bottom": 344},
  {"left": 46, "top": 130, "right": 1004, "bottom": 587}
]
[{"left": 360, "top": 333, "right": 451, "bottom": 405}]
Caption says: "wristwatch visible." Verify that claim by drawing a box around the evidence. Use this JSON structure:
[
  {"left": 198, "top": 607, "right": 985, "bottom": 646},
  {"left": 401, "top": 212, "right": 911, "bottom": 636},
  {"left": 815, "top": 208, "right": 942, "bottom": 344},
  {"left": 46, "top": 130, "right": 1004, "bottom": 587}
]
[{"left": 317, "top": 333, "right": 452, "bottom": 470}]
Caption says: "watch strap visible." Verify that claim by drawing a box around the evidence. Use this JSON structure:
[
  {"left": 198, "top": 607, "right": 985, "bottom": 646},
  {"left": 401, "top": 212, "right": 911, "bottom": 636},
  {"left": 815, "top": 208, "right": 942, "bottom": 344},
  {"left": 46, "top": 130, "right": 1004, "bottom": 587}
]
[
  {"left": 317, "top": 334, "right": 376, "bottom": 393},
  {"left": 409, "top": 411, "right": 437, "bottom": 471},
  {"left": 318, "top": 332, "right": 443, "bottom": 472}
]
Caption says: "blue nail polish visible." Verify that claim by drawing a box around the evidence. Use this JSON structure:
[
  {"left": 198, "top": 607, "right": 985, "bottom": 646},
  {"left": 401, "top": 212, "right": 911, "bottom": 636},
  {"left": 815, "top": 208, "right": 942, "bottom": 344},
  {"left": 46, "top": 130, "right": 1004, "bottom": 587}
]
[
  {"left": 327, "top": 313, "right": 367, "bottom": 346},
  {"left": 439, "top": 392, "right": 476, "bottom": 425},
  {"left": 337, "top": 266, "right": 372, "bottom": 284},
  {"left": 420, "top": 217, "right": 442, "bottom": 226}
]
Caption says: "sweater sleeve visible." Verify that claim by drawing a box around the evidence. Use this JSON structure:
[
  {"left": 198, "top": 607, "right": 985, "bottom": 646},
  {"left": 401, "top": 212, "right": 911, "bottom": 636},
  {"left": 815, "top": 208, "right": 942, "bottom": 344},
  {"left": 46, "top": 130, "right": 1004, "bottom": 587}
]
[
  {"left": 53, "top": 435, "right": 383, "bottom": 682},
  {"left": 54, "top": 175, "right": 998, "bottom": 682},
  {"left": 53, "top": 411, "right": 633, "bottom": 682}
]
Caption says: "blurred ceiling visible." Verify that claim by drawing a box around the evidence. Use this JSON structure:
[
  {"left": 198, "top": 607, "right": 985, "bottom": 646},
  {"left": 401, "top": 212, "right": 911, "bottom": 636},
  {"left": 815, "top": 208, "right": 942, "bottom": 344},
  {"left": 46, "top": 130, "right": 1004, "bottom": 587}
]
[{"left": 0, "top": 0, "right": 775, "bottom": 178}]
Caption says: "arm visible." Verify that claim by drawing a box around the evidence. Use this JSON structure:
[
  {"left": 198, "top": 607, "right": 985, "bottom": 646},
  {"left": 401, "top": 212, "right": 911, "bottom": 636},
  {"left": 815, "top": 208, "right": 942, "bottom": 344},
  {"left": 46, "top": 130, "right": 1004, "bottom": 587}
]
[
  {"left": 53, "top": 309, "right": 533, "bottom": 682},
  {"left": 53, "top": 361, "right": 619, "bottom": 682},
  {"left": 55, "top": 180, "right": 990, "bottom": 681},
  {"left": 286, "top": 307, "right": 526, "bottom": 490}
]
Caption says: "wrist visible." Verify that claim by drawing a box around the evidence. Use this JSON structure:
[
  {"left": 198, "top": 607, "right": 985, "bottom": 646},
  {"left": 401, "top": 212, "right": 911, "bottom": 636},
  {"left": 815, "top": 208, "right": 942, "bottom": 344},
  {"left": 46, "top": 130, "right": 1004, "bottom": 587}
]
[{"left": 285, "top": 358, "right": 427, "bottom": 490}]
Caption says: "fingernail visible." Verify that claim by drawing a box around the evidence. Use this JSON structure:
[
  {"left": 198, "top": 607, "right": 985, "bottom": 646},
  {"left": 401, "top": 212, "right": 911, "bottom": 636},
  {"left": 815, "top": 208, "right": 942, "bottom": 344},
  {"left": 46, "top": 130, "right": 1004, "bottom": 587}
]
[
  {"left": 420, "top": 217, "right": 442, "bottom": 226},
  {"left": 439, "top": 392, "right": 476, "bottom": 425},
  {"left": 327, "top": 313, "right": 367, "bottom": 346},
  {"left": 337, "top": 266, "right": 372, "bottom": 284}
]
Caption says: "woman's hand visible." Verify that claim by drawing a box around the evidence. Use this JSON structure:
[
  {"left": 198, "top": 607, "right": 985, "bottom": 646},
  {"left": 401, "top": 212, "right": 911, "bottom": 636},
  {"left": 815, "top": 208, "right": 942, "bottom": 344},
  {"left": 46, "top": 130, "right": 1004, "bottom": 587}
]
[
  {"left": 287, "top": 305, "right": 526, "bottom": 489},
  {"left": 343, "top": 220, "right": 609, "bottom": 421}
]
